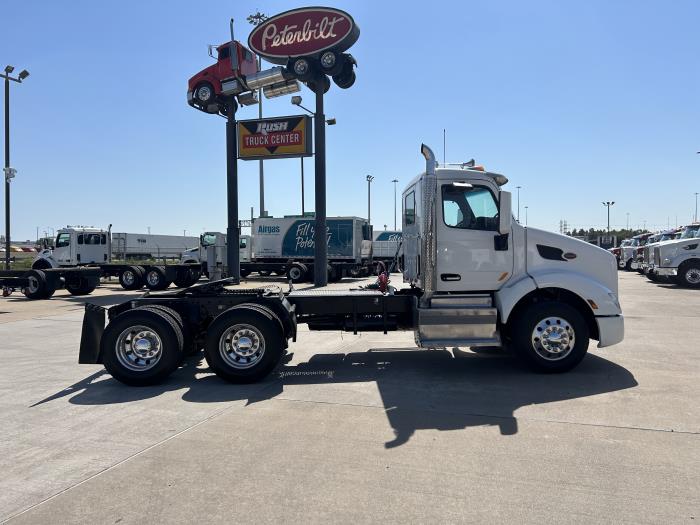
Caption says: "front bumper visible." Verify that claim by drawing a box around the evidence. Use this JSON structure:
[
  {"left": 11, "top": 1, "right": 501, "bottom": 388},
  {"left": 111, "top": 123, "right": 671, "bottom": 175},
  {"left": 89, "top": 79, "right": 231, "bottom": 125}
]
[
  {"left": 656, "top": 267, "right": 677, "bottom": 277},
  {"left": 595, "top": 315, "right": 624, "bottom": 348},
  {"left": 630, "top": 261, "right": 640, "bottom": 270}
]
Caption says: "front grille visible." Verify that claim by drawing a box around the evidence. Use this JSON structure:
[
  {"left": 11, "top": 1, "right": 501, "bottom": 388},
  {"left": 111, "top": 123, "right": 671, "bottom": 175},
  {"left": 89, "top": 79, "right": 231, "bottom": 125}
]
[
  {"left": 654, "top": 248, "right": 661, "bottom": 266},
  {"left": 643, "top": 247, "right": 650, "bottom": 263}
]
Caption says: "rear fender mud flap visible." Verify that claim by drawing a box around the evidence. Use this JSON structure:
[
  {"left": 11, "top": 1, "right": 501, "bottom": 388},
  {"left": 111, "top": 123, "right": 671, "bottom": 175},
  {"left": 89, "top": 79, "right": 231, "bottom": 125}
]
[{"left": 79, "top": 303, "right": 106, "bottom": 364}]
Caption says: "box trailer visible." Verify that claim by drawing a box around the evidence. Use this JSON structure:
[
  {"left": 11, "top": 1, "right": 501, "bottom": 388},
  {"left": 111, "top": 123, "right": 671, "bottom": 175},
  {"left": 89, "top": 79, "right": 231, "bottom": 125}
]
[
  {"left": 111, "top": 232, "right": 199, "bottom": 260},
  {"left": 372, "top": 230, "right": 403, "bottom": 268},
  {"left": 78, "top": 144, "right": 624, "bottom": 386},
  {"left": 202, "top": 216, "right": 374, "bottom": 282}
]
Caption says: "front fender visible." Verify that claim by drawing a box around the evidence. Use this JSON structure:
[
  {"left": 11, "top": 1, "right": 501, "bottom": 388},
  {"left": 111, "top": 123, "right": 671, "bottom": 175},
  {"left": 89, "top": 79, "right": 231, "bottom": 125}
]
[{"left": 529, "top": 270, "right": 621, "bottom": 317}]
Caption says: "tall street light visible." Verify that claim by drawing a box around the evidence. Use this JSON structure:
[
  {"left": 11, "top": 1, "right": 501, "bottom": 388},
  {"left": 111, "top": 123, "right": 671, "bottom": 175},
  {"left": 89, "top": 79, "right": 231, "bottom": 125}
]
[
  {"left": 291, "top": 96, "right": 335, "bottom": 216},
  {"left": 247, "top": 11, "right": 268, "bottom": 217},
  {"left": 524, "top": 205, "right": 529, "bottom": 226},
  {"left": 694, "top": 192, "right": 698, "bottom": 223},
  {"left": 516, "top": 185, "right": 521, "bottom": 222},
  {"left": 602, "top": 201, "right": 615, "bottom": 233},
  {"left": 392, "top": 179, "right": 399, "bottom": 230},
  {"left": 366, "top": 175, "right": 374, "bottom": 224},
  {"left": 3, "top": 65, "right": 29, "bottom": 270}
]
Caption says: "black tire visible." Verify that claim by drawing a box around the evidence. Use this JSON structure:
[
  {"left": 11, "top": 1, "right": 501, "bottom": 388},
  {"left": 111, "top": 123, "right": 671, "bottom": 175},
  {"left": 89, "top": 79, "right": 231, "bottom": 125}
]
[
  {"left": 23, "top": 269, "right": 55, "bottom": 299},
  {"left": 328, "top": 266, "right": 343, "bottom": 282},
  {"left": 145, "top": 266, "right": 170, "bottom": 291},
  {"left": 135, "top": 305, "right": 194, "bottom": 355},
  {"left": 119, "top": 266, "right": 144, "bottom": 290},
  {"left": 66, "top": 277, "right": 98, "bottom": 296},
  {"left": 676, "top": 261, "right": 700, "bottom": 288},
  {"left": 240, "top": 268, "right": 251, "bottom": 278},
  {"left": 173, "top": 268, "right": 201, "bottom": 288},
  {"left": 624, "top": 259, "right": 632, "bottom": 271},
  {"left": 204, "top": 308, "right": 284, "bottom": 383},
  {"left": 31, "top": 259, "right": 53, "bottom": 270},
  {"left": 101, "top": 308, "right": 183, "bottom": 386},
  {"left": 193, "top": 81, "right": 218, "bottom": 113},
  {"left": 511, "top": 301, "right": 590, "bottom": 373},
  {"left": 286, "top": 263, "right": 307, "bottom": 283}
]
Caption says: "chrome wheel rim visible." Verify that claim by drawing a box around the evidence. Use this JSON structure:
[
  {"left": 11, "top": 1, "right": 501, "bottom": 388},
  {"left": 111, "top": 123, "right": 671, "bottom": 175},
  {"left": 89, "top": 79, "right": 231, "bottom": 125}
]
[
  {"left": 685, "top": 268, "right": 700, "bottom": 284},
  {"left": 197, "top": 85, "right": 212, "bottom": 101},
  {"left": 115, "top": 325, "right": 163, "bottom": 371},
  {"left": 147, "top": 271, "right": 160, "bottom": 286},
  {"left": 289, "top": 267, "right": 301, "bottom": 280},
  {"left": 27, "top": 276, "right": 40, "bottom": 294},
  {"left": 219, "top": 323, "right": 265, "bottom": 369},
  {"left": 531, "top": 316, "right": 575, "bottom": 361},
  {"left": 122, "top": 271, "right": 135, "bottom": 286}
]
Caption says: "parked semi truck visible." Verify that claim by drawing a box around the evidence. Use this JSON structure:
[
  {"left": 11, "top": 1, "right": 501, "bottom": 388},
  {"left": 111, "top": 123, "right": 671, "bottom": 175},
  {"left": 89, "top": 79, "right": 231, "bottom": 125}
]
[
  {"left": 639, "top": 229, "right": 679, "bottom": 280},
  {"left": 653, "top": 223, "right": 700, "bottom": 287},
  {"left": 200, "top": 216, "right": 374, "bottom": 282},
  {"left": 32, "top": 227, "right": 201, "bottom": 292},
  {"left": 79, "top": 144, "right": 624, "bottom": 386}
]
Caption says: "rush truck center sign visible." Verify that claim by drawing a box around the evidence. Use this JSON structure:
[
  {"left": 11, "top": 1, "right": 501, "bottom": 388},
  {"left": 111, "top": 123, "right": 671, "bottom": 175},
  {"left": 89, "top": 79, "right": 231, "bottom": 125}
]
[
  {"left": 248, "top": 7, "right": 359, "bottom": 64},
  {"left": 237, "top": 115, "right": 312, "bottom": 160}
]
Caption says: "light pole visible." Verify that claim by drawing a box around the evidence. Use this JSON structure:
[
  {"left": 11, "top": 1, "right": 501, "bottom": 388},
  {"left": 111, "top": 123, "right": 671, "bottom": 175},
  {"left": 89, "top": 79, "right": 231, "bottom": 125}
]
[
  {"left": 524, "top": 206, "right": 529, "bottom": 226},
  {"left": 248, "top": 12, "right": 268, "bottom": 217},
  {"left": 291, "top": 96, "right": 335, "bottom": 217},
  {"left": 626, "top": 212, "right": 630, "bottom": 230},
  {"left": 366, "top": 175, "right": 374, "bottom": 224},
  {"left": 694, "top": 192, "right": 698, "bottom": 223},
  {"left": 3, "top": 65, "right": 29, "bottom": 269},
  {"left": 391, "top": 179, "right": 399, "bottom": 230},
  {"left": 602, "top": 201, "right": 615, "bottom": 233},
  {"left": 516, "top": 185, "right": 521, "bottom": 222}
]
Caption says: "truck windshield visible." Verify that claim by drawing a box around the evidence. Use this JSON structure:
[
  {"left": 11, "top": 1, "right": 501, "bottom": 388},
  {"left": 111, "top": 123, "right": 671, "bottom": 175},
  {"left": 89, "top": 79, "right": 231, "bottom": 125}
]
[
  {"left": 680, "top": 226, "right": 700, "bottom": 239},
  {"left": 201, "top": 233, "right": 217, "bottom": 247},
  {"left": 56, "top": 233, "right": 70, "bottom": 248}
]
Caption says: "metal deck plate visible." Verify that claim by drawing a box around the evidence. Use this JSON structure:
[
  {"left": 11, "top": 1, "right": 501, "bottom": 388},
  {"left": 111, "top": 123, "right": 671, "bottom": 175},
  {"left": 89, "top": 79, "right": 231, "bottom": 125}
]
[{"left": 288, "top": 288, "right": 385, "bottom": 297}]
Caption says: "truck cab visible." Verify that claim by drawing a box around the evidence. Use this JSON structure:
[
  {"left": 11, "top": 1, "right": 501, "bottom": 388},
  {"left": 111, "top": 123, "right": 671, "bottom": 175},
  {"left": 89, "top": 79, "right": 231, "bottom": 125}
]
[
  {"left": 187, "top": 41, "right": 259, "bottom": 114},
  {"left": 33, "top": 227, "right": 110, "bottom": 269},
  {"left": 402, "top": 145, "right": 623, "bottom": 353},
  {"left": 654, "top": 223, "right": 700, "bottom": 287}
]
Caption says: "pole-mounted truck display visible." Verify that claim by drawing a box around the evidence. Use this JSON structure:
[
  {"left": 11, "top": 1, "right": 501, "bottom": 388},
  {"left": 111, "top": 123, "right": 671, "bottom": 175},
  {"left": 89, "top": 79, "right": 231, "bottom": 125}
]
[{"left": 78, "top": 144, "right": 624, "bottom": 386}]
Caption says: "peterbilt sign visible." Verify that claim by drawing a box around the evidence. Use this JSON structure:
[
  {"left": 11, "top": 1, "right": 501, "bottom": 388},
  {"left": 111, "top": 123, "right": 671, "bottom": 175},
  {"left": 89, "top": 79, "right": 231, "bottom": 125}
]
[
  {"left": 237, "top": 115, "right": 312, "bottom": 160},
  {"left": 247, "top": 7, "right": 359, "bottom": 65}
]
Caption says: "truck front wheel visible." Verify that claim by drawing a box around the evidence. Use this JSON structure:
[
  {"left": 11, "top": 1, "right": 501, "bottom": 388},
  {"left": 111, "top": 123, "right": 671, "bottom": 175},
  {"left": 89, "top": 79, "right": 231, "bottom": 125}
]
[
  {"left": 204, "top": 309, "right": 284, "bottom": 383},
  {"left": 511, "top": 302, "right": 589, "bottom": 373},
  {"left": 676, "top": 261, "right": 700, "bottom": 288}
]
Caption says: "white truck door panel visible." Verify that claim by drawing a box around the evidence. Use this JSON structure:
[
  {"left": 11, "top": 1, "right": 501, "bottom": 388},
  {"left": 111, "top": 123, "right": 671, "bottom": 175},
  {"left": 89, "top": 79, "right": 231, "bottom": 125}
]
[{"left": 437, "top": 183, "right": 513, "bottom": 292}]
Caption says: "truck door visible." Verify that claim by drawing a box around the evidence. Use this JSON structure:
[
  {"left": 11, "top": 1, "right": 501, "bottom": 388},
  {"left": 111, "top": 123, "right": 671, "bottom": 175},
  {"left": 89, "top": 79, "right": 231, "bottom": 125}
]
[
  {"left": 54, "top": 232, "right": 73, "bottom": 265},
  {"left": 437, "top": 182, "right": 513, "bottom": 292},
  {"left": 239, "top": 236, "right": 251, "bottom": 263}
]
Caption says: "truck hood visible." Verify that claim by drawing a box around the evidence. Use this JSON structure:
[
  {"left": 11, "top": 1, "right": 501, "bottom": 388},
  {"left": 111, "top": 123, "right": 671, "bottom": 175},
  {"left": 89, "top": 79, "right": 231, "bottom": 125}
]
[
  {"left": 657, "top": 237, "right": 700, "bottom": 259},
  {"left": 526, "top": 227, "right": 618, "bottom": 296}
]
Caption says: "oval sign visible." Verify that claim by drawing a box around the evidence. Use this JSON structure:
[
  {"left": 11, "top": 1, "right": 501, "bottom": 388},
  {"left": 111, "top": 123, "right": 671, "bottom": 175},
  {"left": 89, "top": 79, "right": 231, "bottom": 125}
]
[{"left": 248, "top": 7, "right": 359, "bottom": 65}]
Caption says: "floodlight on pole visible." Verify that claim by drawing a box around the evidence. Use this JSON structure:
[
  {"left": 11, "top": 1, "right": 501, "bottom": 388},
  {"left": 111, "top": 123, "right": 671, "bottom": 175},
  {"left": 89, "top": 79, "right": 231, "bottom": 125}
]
[
  {"left": 392, "top": 179, "right": 399, "bottom": 230},
  {"left": 366, "top": 175, "right": 374, "bottom": 225},
  {"left": 602, "top": 201, "right": 615, "bottom": 233}
]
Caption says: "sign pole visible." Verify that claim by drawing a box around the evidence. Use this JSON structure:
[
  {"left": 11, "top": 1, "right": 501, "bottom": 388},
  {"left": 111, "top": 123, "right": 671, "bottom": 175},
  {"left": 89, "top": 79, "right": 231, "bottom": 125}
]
[
  {"left": 313, "top": 85, "right": 327, "bottom": 286},
  {"left": 226, "top": 97, "right": 240, "bottom": 282}
]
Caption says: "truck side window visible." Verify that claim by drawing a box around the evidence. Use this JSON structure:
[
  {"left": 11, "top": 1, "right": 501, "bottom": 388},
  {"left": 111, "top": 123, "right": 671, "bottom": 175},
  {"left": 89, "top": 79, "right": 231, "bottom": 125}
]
[
  {"left": 404, "top": 191, "right": 415, "bottom": 226},
  {"left": 219, "top": 46, "right": 230, "bottom": 59},
  {"left": 101, "top": 234, "right": 107, "bottom": 245},
  {"left": 56, "top": 233, "right": 71, "bottom": 248},
  {"left": 77, "top": 234, "right": 84, "bottom": 245},
  {"left": 240, "top": 238, "right": 247, "bottom": 248},
  {"left": 442, "top": 185, "right": 499, "bottom": 231}
]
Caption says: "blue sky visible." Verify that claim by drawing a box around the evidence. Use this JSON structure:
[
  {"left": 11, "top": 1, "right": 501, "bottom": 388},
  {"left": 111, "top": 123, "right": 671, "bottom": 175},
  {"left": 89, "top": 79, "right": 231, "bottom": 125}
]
[{"left": 2, "top": 0, "right": 698, "bottom": 241}]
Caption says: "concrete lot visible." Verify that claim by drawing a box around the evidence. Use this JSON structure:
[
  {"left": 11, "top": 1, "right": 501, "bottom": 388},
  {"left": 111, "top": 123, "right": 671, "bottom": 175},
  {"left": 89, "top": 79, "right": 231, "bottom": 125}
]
[{"left": 0, "top": 272, "right": 698, "bottom": 523}]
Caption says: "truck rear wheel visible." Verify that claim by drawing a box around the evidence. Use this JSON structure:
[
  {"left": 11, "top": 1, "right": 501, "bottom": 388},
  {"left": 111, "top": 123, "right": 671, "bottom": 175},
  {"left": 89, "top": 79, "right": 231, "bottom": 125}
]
[
  {"left": 145, "top": 266, "right": 171, "bottom": 291},
  {"left": 119, "top": 266, "right": 144, "bottom": 290},
  {"left": 677, "top": 261, "right": 700, "bottom": 288},
  {"left": 204, "top": 308, "right": 284, "bottom": 383},
  {"left": 23, "top": 269, "right": 56, "bottom": 300},
  {"left": 66, "top": 277, "right": 98, "bottom": 296},
  {"left": 511, "top": 302, "right": 589, "bottom": 373},
  {"left": 101, "top": 308, "right": 183, "bottom": 386},
  {"left": 286, "top": 263, "right": 307, "bottom": 283},
  {"left": 173, "top": 268, "right": 200, "bottom": 288}
]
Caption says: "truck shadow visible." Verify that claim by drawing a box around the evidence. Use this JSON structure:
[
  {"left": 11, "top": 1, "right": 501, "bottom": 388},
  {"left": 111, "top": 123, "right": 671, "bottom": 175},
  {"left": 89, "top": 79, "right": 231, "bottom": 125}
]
[{"left": 34, "top": 350, "right": 637, "bottom": 448}]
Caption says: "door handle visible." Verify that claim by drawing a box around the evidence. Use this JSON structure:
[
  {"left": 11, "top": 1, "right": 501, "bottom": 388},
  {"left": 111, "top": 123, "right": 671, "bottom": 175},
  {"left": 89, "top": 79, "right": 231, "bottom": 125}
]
[{"left": 440, "top": 273, "right": 461, "bottom": 281}]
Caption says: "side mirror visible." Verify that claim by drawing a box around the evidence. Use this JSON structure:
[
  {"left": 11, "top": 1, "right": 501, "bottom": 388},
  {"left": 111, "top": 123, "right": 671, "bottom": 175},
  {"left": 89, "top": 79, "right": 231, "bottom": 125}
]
[{"left": 498, "top": 191, "right": 512, "bottom": 235}]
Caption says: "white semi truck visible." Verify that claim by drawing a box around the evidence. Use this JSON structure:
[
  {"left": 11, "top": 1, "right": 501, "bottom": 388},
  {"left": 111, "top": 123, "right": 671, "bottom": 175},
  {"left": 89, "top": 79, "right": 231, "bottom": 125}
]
[
  {"left": 79, "top": 144, "right": 624, "bottom": 386},
  {"left": 33, "top": 227, "right": 202, "bottom": 292},
  {"left": 199, "top": 217, "right": 374, "bottom": 282},
  {"left": 653, "top": 223, "right": 700, "bottom": 287}
]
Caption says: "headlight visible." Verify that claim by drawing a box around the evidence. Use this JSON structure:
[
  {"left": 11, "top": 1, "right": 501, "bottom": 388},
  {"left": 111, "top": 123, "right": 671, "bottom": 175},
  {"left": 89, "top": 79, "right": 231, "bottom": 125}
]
[{"left": 663, "top": 258, "right": 672, "bottom": 265}]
